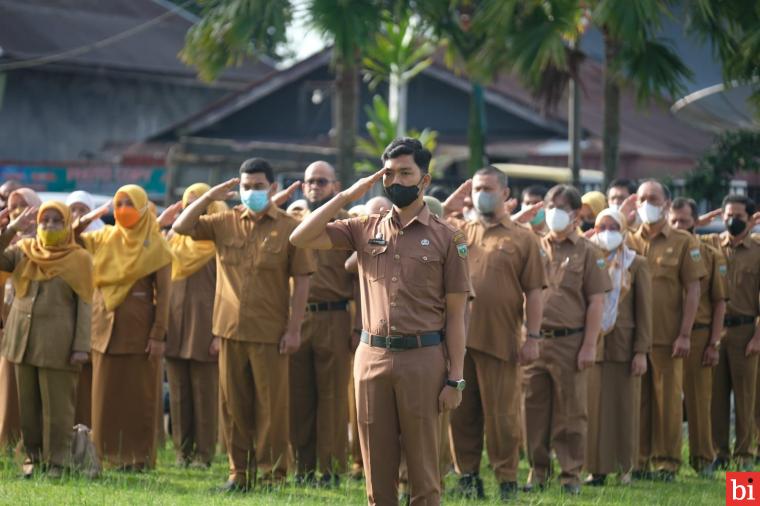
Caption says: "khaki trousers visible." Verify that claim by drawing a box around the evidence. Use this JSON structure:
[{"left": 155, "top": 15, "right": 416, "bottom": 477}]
[
  {"left": 290, "top": 309, "right": 351, "bottom": 475},
  {"left": 15, "top": 363, "right": 78, "bottom": 467},
  {"left": 166, "top": 358, "right": 219, "bottom": 465},
  {"left": 450, "top": 349, "right": 521, "bottom": 482},
  {"left": 354, "top": 342, "right": 446, "bottom": 506},
  {"left": 683, "top": 327, "right": 715, "bottom": 469},
  {"left": 713, "top": 323, "right": 758, "bottom": 461},
  {"left": 74, "top": 362, "right": 92, "bottom": 428},
  {"left": 523, "top": 333, "right": 587, "bottom": 487},
  {"left": 219, "top": 338, "right": 289, "bottom": 487},
  {"left": 638, "top": 345, "right": 683, "bottom": 472},
  {"left": 586, "top": 361, "right": 640, "bottom": 474},
  {"left": 0, "top": 356, "right": 20, "bottom": 449},
  {"left": 348, "top": 359, "right": 362, "bottom": 470}
]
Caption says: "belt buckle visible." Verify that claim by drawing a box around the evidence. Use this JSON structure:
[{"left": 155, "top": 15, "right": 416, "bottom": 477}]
[
  {"left": 541, "top": 330, "right": 555, "bottom": 339},
  {"left": 386, "top": 335, "right": 402, "bottom": 351}
]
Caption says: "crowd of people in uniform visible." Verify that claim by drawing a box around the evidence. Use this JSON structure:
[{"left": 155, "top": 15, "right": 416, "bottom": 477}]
[{"left": 0, "top": 136, "right": 757, "bottom": 506}]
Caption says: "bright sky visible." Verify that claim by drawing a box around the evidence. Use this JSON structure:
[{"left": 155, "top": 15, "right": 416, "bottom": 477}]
[{"left": 283, "top": 0, "right": 327, "bottom": 65}]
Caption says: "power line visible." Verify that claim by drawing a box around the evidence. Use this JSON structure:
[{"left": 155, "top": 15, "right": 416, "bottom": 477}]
[{"left": 0, "top": 0, "right": 196, "bottom": 72}]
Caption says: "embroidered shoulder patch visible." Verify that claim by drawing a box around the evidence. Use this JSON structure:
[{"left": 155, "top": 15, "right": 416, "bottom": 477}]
[
  {"left": 453, "top": 231, "right": 466, "bottom": 244},
  {"left": 596, "top": 258, "right": 606, "bottom": 269},
  {"left": 690, "top": 248, "right": 702, "bottom": 262},
  {"left": 457, "top": 243, "right": 468, "bottom": 258},
  {"left": 719, "top": 264, "right": 727, "bottom": 276}
]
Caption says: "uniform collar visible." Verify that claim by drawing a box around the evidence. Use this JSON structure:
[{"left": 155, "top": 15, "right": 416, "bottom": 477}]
[
  {"left": 240, "top": 203, "right": 279, "bottom": 221},
  {"left": 721, "top": 231, "right": 753, "bottom": 248},
  {"left": 383, "top": 203, "right": 431, "bottom": 227},
  {"left": 480, "top": 214, "right": 513, "bottom": 229},
  {"left": 639, "top": 220, "right": 671, "bottom": 240},
  {"left": 545, "top": 229, "right": 579, "bottom": 246}
]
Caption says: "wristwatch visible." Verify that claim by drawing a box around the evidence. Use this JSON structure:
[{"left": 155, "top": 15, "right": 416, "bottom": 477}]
[
  {"left": 446, "top": 379, "right": 466, "bottom": 391},
  {"left": 710, "top": 340, "right": 720, "bottom": 350}
]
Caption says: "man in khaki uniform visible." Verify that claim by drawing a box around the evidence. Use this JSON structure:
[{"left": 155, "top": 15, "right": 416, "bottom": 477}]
[
  {"left": 443, "top": 167, "right": 545, "bottom": 501},
  {"left": 288, "top": 161, "right": 353, "bottom": 487},
  {"left": 291, "top": 137, "right": 470, "bottom": 505},
  {"left": 523, "top": 184, "right": 610, "bottom": 495},
  {"left": 627, "top": 181, "right": 705, "bottom": 481},
  {"left": 669, "top": 198, "right": 726, "bottom": 476},
  {"left": 700, "top": 194, "right": 760, "bottom": 470},
  {"left": 173, "top": 158, "right": 315, "bottom": 491}
]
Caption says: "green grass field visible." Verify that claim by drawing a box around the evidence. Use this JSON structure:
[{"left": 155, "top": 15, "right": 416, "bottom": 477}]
[{"left": 0, "top": 443, "right": 729, "bottom": 505}]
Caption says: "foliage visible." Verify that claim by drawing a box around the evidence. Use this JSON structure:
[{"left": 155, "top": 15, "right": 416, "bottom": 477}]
[
  {"left": 355, "top": 95, "right": 438, "bottom": 174},
  {"left": 685, "top": 130, "right": 760, "bottom": 207}
]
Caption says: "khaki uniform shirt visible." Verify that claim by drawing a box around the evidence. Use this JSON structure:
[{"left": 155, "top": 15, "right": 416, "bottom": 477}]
[
  {"left": 694, "top": 242, "right": 728, "bottom": 326},
  {"left": 0, "top": 248, "right": 91, "bottom": 371},
  {"left": 540, "top": 232, "right": 611, "bottom": 330},
  {"left": 290, "top": 208, "right": 354, "bottom": 303},
  {"left": 166, "top": 259, "right": 217, "bottom": 362},
  {"left": 189, "top": 205, "right": 315, "bottom": 343},
  {"left": 326, "top": 205, "right": 470, "bottom": 335},
  {"left": 457, "top": 216, "right": 545, "bottom": 362},
  {"left": 91, "top": 264, "right": 172, "bottom": 354},
  {"left": 601, "top": 255, "right": 652, "bottom": 362},
  {"left": 702, "top": 233, "right": 760, "bottom": 318},
  {"left": 627, "top": 223, "right": 706, "bottom": 346}
]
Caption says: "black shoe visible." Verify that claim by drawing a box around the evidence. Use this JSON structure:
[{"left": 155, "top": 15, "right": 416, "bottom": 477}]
[
  {"left": 654, "top": 470, "right": 675, "bottom": 482},
  {"left": 584, "top": 474, "right": 606, "bottom": 486},
  {"left": 317, "top": 473, "right": 338, "bottom": 488},
  {"left": 632, "top": 470, "right": 655, "bottom": 481},
  {"left": 453, "top": 473, "right": 486, "bottom": 499},
  {"left": 561, "top": 484, "right": 581, "bottom": 495},
  {"left": 521, "top": 482, "right": 545, "bottom": 493},
  {"left": 499, "top": 481, "right": 518, "bottom": 501},
  {"left": 714, "top": 457, "right": 730, "bottom": 471},
  {"left": 295, "top": 471, "right": 317, "bottom": 487},
  {"left": 217, "top": 479, "right": 249, "bottom": 493},
  {"left": 698, "top": 461, "right": 716, "bottom": 479}
]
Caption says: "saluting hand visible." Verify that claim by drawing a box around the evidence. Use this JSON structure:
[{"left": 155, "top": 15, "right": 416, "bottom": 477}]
[
  {"left": 342, "top": 168, "right": 386, "bottom": 203},
  {"left": 513, "top": 201, "right": 544, "bottom": 225},
  {"left": 442, "top": 179, "right": 472, "bottom": 216},
  {"left": 75, "top": 201, "right": 110, "bottom": 234},
  {"left": 8, "top": 206, "right": 38, "bottom": 233},
  {"left": 619, "top": 194, "right": 638, "bottom": 225},
  {"left": 157, "top": 201, "right": 183, "bottom": 228},
  {"left": 272, "top": 181, "right": 302, "bottom": 207},
  {"left": 696, "top": 208, "right": 722, "bottom": 228},
  {"left": 207, "top": 178, "right": 240, "bottom": 201},
  {"left": 279, "top": 330, "right": 301, "bottom": 355}
]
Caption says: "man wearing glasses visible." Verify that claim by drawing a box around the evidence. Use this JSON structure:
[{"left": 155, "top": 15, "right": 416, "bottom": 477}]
[{"left": 288, "top": 161, "right": 355, "bottom": 488}]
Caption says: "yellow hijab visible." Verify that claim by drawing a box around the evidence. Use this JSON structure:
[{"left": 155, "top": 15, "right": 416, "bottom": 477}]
[
  {"left": 82, "top": 185, "right": 172, "bottom": 311},
  {"left": 168, "top": 183, "right": 227, "bottom": 280},
  {"left": 14, "top": 201, "right": 94, "bottom": 303}
]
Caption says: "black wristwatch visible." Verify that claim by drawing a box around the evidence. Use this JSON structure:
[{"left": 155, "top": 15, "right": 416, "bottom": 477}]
[{"left": 446, "top": 379, "right": 466, "bottom": 391}]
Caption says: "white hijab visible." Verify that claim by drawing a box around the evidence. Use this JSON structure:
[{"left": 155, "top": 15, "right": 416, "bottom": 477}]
[
  {"left": 593, "top": 209, "right": 635, "bottom": 334},
  {"left": 66, "top": 190, "right": 105, "bottom": 232}
]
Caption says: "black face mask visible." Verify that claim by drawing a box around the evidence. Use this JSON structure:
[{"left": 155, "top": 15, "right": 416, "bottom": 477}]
[
  {"left": 307, "top": 195, "right": 332, "bottom": 212},
  {"left": 727, "top": 217, "right": 747, "bottom": 237},
  {"left": 580, "top": 221, "right": 594, "bottom": 232},
  {"left": 383, "top": 178, "right": 422, "bottom": 209}
]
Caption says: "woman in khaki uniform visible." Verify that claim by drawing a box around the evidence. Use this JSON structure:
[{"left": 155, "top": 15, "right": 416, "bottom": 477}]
[
  {"left": 0, "top": 188, "right": 42, "bottom": 451},
  {"left": 163, "top": 183, "right": 226, "bottom": 467},
  {"left": 586, "top": 209, "right": 652, "bottom": 485},
  {"left": 0, "top": 202, "right": 93, "bottom": 477},
  {"left": 77, "top": 184, "right": 172, "bottom": 470}
]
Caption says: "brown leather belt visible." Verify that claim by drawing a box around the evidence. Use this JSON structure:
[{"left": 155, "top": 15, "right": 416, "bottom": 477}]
[
  {"left": 540, "top": 327, "right": 584, "bottom": 339},
  {"left": 724, "top": 315, "right": 756, "bottom": 327},
  {"left": 306, "top": 300, "right": 349, "bottom": 312}
]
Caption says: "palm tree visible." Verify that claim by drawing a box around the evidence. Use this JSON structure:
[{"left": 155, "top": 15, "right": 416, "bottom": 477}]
[{"left": 180, "top": 0, "right": 383, "bottom": 186}]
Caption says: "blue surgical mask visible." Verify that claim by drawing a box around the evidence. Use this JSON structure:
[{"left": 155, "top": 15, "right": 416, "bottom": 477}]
[
  {"left": 472, "top": 191, "right": 499, "bottom": 215},
  {"left": 530, "top": 208, "right": 545, "bottom": 226},
  {"left": 240, "top": 188, "right": 269, "bottom": 212}
]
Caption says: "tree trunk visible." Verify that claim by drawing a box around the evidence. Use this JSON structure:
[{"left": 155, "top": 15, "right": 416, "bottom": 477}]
[
  {"left": 602, "top": 30, "right": 621, "bottom": 188},
  {"left": 334, "top": 53, "right": 359, "bottom": 187},
  {"left": 468, "top": 81, "right": 487, "bottom": 175},
  {"left": 568, "top": 75, "right": 582, "bottom": 189},
  {"left": 389, "top": 72, "right": 409, "bottom": 137}
]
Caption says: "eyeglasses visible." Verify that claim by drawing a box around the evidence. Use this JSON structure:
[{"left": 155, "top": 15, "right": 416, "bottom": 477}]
[{"left": 305, "top": 178, "right": 332, "bottom": 187}]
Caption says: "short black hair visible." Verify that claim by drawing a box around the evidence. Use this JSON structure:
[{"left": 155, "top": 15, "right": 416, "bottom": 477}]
[
  {"left": 473, "top": 165, "right": 508, "bottom": 187},
  {"left": 638, "top": 178, "right": 671, "bottom": 201},
  {"left": 672, "top": 197, "right": 698, "bottom": 220},
  {"left": 607, "top": 178, "right": 637, "bottom": 196},
  {"left": 522, "top": 185, "right": 547, "bottom": 201},
  {"left": 546, "top": 184, "right": 582, "bottom": 210},
  {"left": 240, "top": 157, "right": 274, "bottom": 183},
  {"left": 722, "top": 194, "right": 757, "bottom": 216},
  {"left": 427, "top": 185, "right": 450, "bottom": 201},
  {"left": 381, "top": 137, "right": 432, "bottom": 173}
]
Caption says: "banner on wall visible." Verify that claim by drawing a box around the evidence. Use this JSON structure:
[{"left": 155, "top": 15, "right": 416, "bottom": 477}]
[{"left": 0, "top": 165, "right": 166, "bottom": 196}]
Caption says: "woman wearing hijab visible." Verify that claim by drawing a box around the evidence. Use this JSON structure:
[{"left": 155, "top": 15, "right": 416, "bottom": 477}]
[
  {"left": 67, "top": 190, "right": 106, "bottom": 233},
  {"left": 77, "top": 184, "right": 172, "bottom": 470},
  {"left": 162, "top": 183, "right": 226, "bottom": 468},
  {"left": 0, "top": 202, "right": 93, "bottom": 478},
  {"left": 585, "top": 209, "right": 652, "bottom": 486},
  {"left": 0, "top": 187, "right": 42, "bottom": 451}
]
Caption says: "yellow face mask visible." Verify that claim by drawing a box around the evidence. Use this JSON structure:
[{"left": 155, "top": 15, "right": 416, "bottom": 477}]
[{"left": 37, "top": 226, "right": 68, "bottom": 248}]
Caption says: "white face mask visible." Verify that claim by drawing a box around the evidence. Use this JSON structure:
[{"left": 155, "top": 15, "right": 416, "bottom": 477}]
[
  {"left": 637, "top": 202, "right": 662, "bottom": 224},
  {"left": 595, "top": 230, "right": 624, "bottom": 251},
  {"left": 545, "top": 208, "right": 571, "bottom": 232},
  {"left": 608, "top": 203, "right": 620, "bottom": 212}
]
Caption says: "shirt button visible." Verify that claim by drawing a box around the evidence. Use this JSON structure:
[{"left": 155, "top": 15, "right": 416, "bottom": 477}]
[
  {"left": 391, "top": 277, "right": 398, "bottom": 282},
  {"left": 394, "top": 254, "right": 400, "bottom": 260},
  {"left": 422, "top": 256, "right": 428, "bottom": 261},
  {"left": 391, "top": 302, "right": 397, "bottom": 307},
  {"left": 391, "top": 325, "right": 397, "bottom": 331},
  {"left": 400, "top": 231, "right": 404, "bottom": 236}
]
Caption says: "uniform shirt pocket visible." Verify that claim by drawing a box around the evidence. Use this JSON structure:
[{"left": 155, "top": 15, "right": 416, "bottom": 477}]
[
  {"left": 255, "top": 236, "right": 285, "bottom": 270},
  {"left": 362, "top": 245, "right": 388, "bottom": 281},
  {"left": 490, "top": 241, "right": 518, "bottom": 272},
  {"left": 219, "top": 237, "right": 245, "bottom": 266},
  {"left": 654, "top": 255, "right": 679, "bottom": 280},
  {"left": 401, "top": 252, "right": 442, "bottom": 286},
  {"left": 559, "top": 257, "right": 584, "bottom": 289}
]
